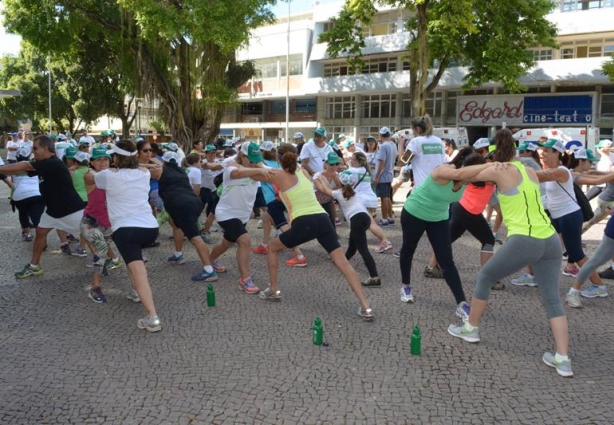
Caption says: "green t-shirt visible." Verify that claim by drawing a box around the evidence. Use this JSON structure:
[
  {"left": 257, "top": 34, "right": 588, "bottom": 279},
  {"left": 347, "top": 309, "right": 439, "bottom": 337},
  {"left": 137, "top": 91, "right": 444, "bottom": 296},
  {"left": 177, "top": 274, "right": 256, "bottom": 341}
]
[{"left": 404, "top": 175, "right": 464, "bottom": 222}]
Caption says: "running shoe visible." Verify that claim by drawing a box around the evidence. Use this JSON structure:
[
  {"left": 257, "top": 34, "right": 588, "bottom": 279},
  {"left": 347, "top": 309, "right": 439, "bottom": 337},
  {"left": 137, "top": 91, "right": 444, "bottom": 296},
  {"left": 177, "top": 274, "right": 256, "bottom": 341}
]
[
  {"left": 66, "top": 234, "right": 79, "bottom": 243},
  {"left": 137, "top": 315, "right": 162, "bottom": 332},
  {"left": 23, "top": 233, "right": 33, "bottom": 242},
  {"left": 400, "top": 286, "right": 414, "bottom": 303},
  {"left": 72, "top": 247, "right": 88, "bottom": 257},
  {"left": 285, "top": 255, "right": 307, "bottom": 267},
  {"left": 89, "top": 287, "right": 107, "bottom": 303},
  {"left": 212, "top": 261, "right": 227, "bottom": 273},
  {"left": 86, "top": 255, "right": 100, "bottom": 268},
  {"left": 598, "top": 267, "right": 614, "bottom": 279},
  {"left": 542, "top": 352, "right": 573, "bottom": 377},
  {"left": 565, "top": 291, "right": 582, "bottom": 308},
  {"left": 392, "top": 251, "right": 401, "bottom": 258},
  {"left": 580, "top": 285, "right": 609, "bottom": 299},
  {"left": 126, "top": 289, "right": 141, "bottom": 303},
  {"left": 191, "top": 269, "right": 218, "bottom": 282},
  {"left": 493, "top": 233, "right": 503, "bottom": 245},
  {"left": 377, "top": 219, "right": 389, "bottom": 228},
  {"left": 447, "top": 323, "right": 480, "bottom": 343},
  {"left": 361, "top": 277, "right": 381, "bottom": 287},
  {"left": 105, "top": 258, "right": 123, "bottom": 271},
  {"left": 15, "top": 264, "right": 43, "bottom": 279},
  {"left": 259, "top": 287, "right": 281, "bottom": 301},
  {"left": 562, "top": 266, "right": 579, "bottom": 278},
  {"left": 60, "top": 244, "right": 72, "bottom": 255},
  {"left": 456, "top": 301, "right": 470, "bottom": 323},
  {"left": 375, "top": 241, "right": 393, "bottom": 253},
  {"left": 511, "top": 272, "right": 537, "bottom": 287},
  {"left": 424, "top": 265, "right": 443, "bottom": 279},
  {"left": 358, "top": 307, "right": 374, "bottom": 322},
  {"left": 201, "top": 232, "right": 213, "bottom": 244},
  {"left": 252, "top": 243, "right": 269, "bottom": 255},
  {"left": 168, "top": 254, "right": 186, "bottom": 265},
  {"left": 238, "top": 277, "right": 260, "bottom": 294},
  {"left": 387, "top": 219, "right": 395, "bottom": 226}
]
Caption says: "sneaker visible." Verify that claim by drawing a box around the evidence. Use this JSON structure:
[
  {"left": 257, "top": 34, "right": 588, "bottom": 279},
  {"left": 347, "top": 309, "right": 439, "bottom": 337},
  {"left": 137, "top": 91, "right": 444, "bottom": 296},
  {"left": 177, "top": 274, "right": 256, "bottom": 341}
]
[
  {"left": 252, "top": 243, "right": 269, "bottom": 255},
  {"left": 212, "top": 261, "right": 227, "bottom": 273},
  {"left": 392, "top": 251, "right": 401, "bottom": 258},
  {"left": 375, "top": 241, "right": 393, "bottom": 253},
  {"left": 400, "top": 286, "right": 414, "bottom": 303},
  {"left": 15, "top": 264, "right": 43, "bottom": 279},
  {"left": 377, "top": 219, "right": 389, "bottom": 228},
  {"left": 493, "top": 233, "right": 503, "bottom": 245},
  {"left": 201, "top": 232, "right": 213, "bottom": 244},
  {"left": 89, "top": 287, "right": 107, "bottom": 303},
  {"left": 126, "top": 289, "right": 141, "bottom": 303},
  {"left": 24, "top": 233, "right": 33, "bottom": 242},
  {"left": 238, "top": 277, "right": 260, "bottom": 295},
  {"left": 456, "top": 301, "right": 470, "bottom": 323},
  {"left": 259, "top": 287, "right": 281, "bottom": 301},
  {"left": 361, "top": 277, "right": 381, "bottom": 287},
  {"left": 542, "top": 352, "right": 573, "bottom": 377},
  {"left": 511, "top": 272, "right": 537, "bottom": 287},
  {"left": 60, "top": 244, "right": 72, "bottom": 255},
  {"left": 562, "top": 266, "right": 579, "bottom": 278},
  {"left": 72, "top": 247, "right": 88, "bottom": 257},
  {"left": 66, "top": 234, "right": 79, "bottom": 243},
  {"left": 448, "top": 323, "right": 480, "bottom": 343},
  {"left": 168, "top": 254, "right": 186, "bottom": 265},
  {"left": 491, "top": 281, "right": 505, "bottom": 290},
  {"left": 137, "top": 315, "right": 162, "bottom": 332},
  {"left": 358, "top": 307, "right": 374, "bottom": 322},
  {"left": 191, "top": 269, "right": 218, "bottom": 282},
  {"left": 105, "top": 258, "right": 123, "bottom": 271},
  {"left": 424, "top": 265, "right": 443, "bottom": 279},
  {"left": 580, "top": 285, "right": 609, "bottom": 299},
  {"left": 387, "top": 219, "right": 395, "bottom": 226},
  {"left": 285, "top": 255, "right": 307, "bottom": 267},
  {"left": 598, "top": 267, "right": 614, "bottom": 279},
  {"left": 86, "top": 255, "right": 100, "bottom": 268},
  {"left": 565, "top": 291, "right": 582, "bottom": 308}
]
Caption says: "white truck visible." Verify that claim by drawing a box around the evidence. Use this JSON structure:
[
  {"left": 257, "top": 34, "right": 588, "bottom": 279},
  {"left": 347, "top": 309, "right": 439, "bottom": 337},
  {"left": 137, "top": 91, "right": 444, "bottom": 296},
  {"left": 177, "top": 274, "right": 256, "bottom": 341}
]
[{"left": 512, "top": 127, "right": 600, "bottom": 152}]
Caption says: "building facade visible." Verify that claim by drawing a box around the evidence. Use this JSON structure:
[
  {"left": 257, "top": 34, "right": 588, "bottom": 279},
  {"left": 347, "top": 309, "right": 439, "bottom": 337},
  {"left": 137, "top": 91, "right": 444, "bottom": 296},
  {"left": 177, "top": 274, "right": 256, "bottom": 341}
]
[{"left": 221, "top": 0, "right": 614, "bottom": 144}]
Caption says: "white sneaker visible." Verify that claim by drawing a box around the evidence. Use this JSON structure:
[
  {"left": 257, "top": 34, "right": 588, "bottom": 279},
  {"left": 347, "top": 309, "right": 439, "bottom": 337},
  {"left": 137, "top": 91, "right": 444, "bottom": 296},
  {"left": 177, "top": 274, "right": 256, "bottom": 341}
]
[
  {"left": 511, "top": 272, "right": 537, "bottom": 287},
  {"left": 565, "top": 291, "right": 582, "bottom": 308},
  {"left": 400, "top": 286, "right": 414, "bottom": 303}
]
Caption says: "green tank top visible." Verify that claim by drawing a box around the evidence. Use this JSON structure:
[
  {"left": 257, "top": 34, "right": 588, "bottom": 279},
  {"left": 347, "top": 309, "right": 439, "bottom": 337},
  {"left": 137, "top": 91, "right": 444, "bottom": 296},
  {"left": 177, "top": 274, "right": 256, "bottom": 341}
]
[
  {"left": 404, "top": 175, "right": 465, "bottom": 222},
  {"left": 72, "top": 167, "right": 88, "bottom": 202},
  {"left": 497, "top": 162, "right": 554, "bottom": 239},
  {"left": 280, "top": 170, "right": 326, "bottom": 221}
]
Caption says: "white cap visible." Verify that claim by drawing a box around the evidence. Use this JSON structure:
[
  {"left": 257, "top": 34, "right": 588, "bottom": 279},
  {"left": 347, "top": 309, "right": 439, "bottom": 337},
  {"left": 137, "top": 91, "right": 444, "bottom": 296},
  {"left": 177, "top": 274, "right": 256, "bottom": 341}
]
[
  {"left": 162, "top": 151, "right": 180, "bottom": 163},
  {"left": 260, "top": 141, "right": 275, "bottom": 152},
  {"left": 378, "top": 127, "right": 391, "bottom": 136},
  {"left": 473, "top": 138, "right": 490, "bottom": 150},
  {"left": 293, "top": 132, "right": 304, "bottom": 139},
  {"left": 339, "top": 171, "right": 355, "bottom": 186},
  {"left": 166, "top": 142, "right": 179, "bottom": 152},
  {"left": 74, "top": 151, "right": 90, "bottom": 163},
  {"left": 224, "top": 139, "right": 235, "bottom": 147}
]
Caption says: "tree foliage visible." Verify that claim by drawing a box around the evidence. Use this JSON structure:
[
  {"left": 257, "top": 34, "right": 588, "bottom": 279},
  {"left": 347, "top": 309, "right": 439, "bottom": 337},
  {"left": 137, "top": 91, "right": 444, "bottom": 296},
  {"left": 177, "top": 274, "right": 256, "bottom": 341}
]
[
  {"left": 320, "top": 0, "right": 558, "bottom": 116},
  {"left": 603, "top": 57, "right": 614, "bottom": 82}
]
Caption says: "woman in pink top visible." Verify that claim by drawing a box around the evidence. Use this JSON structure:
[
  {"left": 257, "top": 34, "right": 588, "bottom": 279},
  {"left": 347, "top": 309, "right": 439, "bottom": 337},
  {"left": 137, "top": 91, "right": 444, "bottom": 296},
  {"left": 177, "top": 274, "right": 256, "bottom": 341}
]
[{"left": 81, "top": 147, "right": 122, "bottom": 303}]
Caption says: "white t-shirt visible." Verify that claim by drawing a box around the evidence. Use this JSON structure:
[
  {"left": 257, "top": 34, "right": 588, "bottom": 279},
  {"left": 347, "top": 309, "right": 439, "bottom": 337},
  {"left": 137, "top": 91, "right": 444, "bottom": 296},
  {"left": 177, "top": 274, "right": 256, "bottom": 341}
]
[
  {"left": 201, "top": 158, "right": 222, "bottom": 190},
  {"left": 408, "top": 135, "right": 446, "bottom": 187},
  {"left": 215, "top": 166, "right": 260, "bottom": 223},
  {"left": 332, "top": 189, "right": 367, "bottom": 222},
  {"left": 544, "top": 166, "right": 581, "bottom": 219},
  {"left": 79, "top": 135, "right": 96, "bottom": 147},
  {"left": 299, "top": 141, "right": 332, "bottom": 174},
  {"left": 187, "top": 166, "right": 201, "bottom": 187},
  {"left": 6, "top": 140, "right": 19, "bottom": 161},
  {"left": 94, "top": 168, "right": 158, "bottom": 231},
  {"left": 12, "top": 174, "right": 41, "bottom": 201},
  {"left": 596, "top": 154, "right": 612, "bottom": 188},
  {"left": 347, "top": 166, "right": 378, "bottom": 209}
]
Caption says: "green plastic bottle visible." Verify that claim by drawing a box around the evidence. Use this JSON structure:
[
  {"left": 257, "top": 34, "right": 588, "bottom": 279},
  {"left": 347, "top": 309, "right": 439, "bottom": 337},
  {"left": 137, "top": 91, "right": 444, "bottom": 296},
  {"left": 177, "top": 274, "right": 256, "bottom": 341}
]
[
  {"left": 410, "top": 325, "right": 421, "bottom": 355},
  {"left": 313, "top": 317, "right": 323, "bottom": 345},
  {"left": 206, "top": 284, "right": 216, "bottom": 307}
]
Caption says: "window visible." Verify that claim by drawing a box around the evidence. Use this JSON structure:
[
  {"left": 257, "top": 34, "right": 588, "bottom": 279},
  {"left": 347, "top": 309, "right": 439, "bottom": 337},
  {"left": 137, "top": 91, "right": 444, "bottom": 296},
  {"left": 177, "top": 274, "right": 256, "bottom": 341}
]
[
  {"left": 295, "top": 98, "right": 316, "bottom": 113},
  {"left": 562, "top": 0, "right": 614, "bottom": 11},
  {"left": 281, "top": 56, "right": 303, "bottom": 76},
  {"left": 241, "top": 103, "right": 263, "bottom": 115},
  {"left": 255, "top": 55, "right": 302, "bottom": 79},
  {"left": 361, "top": 11, "right": 400, "bottom": 37},
  {"left": 561, "top": 48, "right": 575, "bottom": 59},
  {"left": 532, "top": 49, "right": 553, "bottom": 61},
  {"left": 361, "top": 57, "right": 397, "bottom": 74},
  {"left": 326, "top": 96, "right": 355, "bottom": 119},
  {"left": 425, "top": 92, "right": 443, "bottom": 118},
  {"left": 270, "top": 101, "right": 285, "bottom": 115},
  {"left": 362, "top": 94, "right": 396, "bottom": 118},
  {"left": 323, "top": 62, "right": 355, "bottom": 77}
]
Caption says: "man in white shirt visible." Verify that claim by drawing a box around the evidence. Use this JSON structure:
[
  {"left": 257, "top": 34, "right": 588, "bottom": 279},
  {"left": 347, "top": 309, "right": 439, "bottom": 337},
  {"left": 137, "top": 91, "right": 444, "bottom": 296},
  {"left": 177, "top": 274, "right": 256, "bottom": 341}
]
[
  {"left": 6, "top": 132, "right": 20, "bottom": 163},
  {"left": 79, "top": 130, "right": 96, "bottom": 147},
  {"left": 299, "top": 128, "right": 333, "bottom": 177}
]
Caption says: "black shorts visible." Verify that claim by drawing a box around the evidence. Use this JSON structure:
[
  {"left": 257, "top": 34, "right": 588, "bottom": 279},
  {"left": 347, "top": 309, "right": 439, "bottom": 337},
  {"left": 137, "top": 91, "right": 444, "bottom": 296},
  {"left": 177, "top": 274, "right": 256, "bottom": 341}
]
[
  {"left": 254, "top": 187, "right": 266, "bottom": 208},
  {"left": 266, "top": 199, "right": 288, "bottom": 229},
  {"left": 218, "top": 218, "right": 248, "bottom": 243},
  {"left": 199, "top": 188, "right": 218, "bottom": 216},
  {"left": 375, "top": 182, "right": 392, "bottom": 199},
  {"left": 167, "top": 198, "right": 204, "bottom": 240},
  {"left": 113, "top": 227, "right": 159, "bottom": 265},
  {"left": 279, "top": 213, "right": 340, "bottom": 254}
]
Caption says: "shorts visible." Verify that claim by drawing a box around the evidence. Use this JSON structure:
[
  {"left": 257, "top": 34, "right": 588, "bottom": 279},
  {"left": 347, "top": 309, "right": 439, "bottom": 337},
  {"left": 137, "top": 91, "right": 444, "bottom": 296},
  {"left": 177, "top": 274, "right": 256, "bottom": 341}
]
[
  {"left": 254, "top": 187, "right": 266, "bottom": 208},
  {"left": 80, "top": 215, "right": 113, "bottom": 258},
  {"left": 112, "top": 227, "right": 159, "bottom": 264},
  {"left": 167, "top": 198, "right": 204, "bottom": 240},
  {"left": 375, "top": 182, "right": 392, "bottom": 199},
  {"left": 218, "top": 218, "right": 248, "bottom": 243},
  {"left": 199, "top": 188, "right": 218, "bottom": 216},
  {"left": 38, "top": 209, "right": 84, "bottom": 234},
  {"left": 279, "top": 213, "right": 340, "bottom": 254},
  {"left": 267, "top": 199, "right": 288, "bottom": 229}
]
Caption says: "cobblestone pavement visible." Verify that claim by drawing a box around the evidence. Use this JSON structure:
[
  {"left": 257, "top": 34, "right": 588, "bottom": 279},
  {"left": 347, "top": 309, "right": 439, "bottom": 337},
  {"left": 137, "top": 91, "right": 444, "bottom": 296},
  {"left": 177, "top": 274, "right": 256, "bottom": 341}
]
[{"left": 1, "top": 181, "right": 614, "bottom": 424}]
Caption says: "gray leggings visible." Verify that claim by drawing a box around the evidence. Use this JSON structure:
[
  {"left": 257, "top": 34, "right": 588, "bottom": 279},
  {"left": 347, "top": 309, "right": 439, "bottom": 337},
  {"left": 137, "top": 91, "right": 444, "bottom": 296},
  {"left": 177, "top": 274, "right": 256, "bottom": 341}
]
[
  {"left": 577, "top": 235, "right": 614, "bottom": 284},
  {"left": 475, "top": 233, "right": 565, "bottom": 319}
]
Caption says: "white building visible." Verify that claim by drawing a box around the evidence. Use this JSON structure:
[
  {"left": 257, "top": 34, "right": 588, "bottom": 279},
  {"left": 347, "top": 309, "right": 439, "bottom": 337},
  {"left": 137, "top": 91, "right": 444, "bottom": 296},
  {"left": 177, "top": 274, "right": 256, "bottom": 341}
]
[{"left": 221, "top": 0, "right": 614, "bottom": 145}]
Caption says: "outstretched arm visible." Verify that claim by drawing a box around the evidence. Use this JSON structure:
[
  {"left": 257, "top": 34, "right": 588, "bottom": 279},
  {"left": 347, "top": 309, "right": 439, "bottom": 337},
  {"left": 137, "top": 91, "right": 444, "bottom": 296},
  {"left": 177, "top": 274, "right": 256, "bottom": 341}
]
[{"left": 0, "top": 161, "right": 35, "bottom": 176}]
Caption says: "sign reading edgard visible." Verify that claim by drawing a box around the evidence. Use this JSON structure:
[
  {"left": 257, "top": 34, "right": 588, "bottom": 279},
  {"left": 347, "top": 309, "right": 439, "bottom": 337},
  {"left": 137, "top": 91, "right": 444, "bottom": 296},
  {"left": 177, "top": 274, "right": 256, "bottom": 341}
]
[{"left": 458, "top": 94, "right": 594, "bottom": 126}]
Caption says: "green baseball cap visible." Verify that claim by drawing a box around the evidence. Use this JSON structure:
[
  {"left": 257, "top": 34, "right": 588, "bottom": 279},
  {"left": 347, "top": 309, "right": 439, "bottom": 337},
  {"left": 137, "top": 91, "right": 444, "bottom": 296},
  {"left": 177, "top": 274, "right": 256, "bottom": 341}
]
[
  {"left": 537, "top": 138, "right": 565, "bottom": 153},
  {"left": 64, "top": 146, "right": 78, "bottom": 159},
  {"left": 325, "top": 151, "right": 340, "bottom": 165},
  {"left": 596, "top": 139, "right": 613, "bottom": 148},
  {"left": 518, "top": 142, "right": 537, "bottom": 152},
  {"left": 314, "top": 127, "right": 327, "bottom": 137},
  {"left": 343, "top": 140, "right": 355, "bottom": 149},
  {"left": 205, "top": 144, "right": 217, "bottom": 152},
  {"left": 575, "top": 148, "right": 598, "bottom": 162},
  {"left": 240, "top": 141, "right": 263, "bottom": 163},
  {"left": 91, "top": 146, "right": 111, "bottom": 160}
]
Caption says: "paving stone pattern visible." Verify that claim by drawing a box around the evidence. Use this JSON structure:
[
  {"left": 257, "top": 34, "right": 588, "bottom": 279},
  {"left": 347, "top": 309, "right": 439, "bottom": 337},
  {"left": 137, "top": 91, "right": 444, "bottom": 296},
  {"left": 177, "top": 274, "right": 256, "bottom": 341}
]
[{"left": 0, "top": 183, "right": 613, "bottom": 424}]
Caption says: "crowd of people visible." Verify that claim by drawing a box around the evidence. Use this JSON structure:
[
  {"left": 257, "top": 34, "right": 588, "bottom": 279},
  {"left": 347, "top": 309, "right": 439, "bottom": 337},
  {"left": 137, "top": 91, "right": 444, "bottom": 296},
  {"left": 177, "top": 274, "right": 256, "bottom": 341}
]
[{"left": 3, "top": 120, "right": 614, "bottom": 379}]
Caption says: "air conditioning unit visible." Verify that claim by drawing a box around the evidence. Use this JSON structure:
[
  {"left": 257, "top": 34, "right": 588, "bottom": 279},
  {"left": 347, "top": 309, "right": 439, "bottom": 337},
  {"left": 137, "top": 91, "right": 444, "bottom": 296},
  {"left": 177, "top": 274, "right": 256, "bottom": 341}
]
[{"left": 249, "top": 117, "right": 261, "bottom": 123}]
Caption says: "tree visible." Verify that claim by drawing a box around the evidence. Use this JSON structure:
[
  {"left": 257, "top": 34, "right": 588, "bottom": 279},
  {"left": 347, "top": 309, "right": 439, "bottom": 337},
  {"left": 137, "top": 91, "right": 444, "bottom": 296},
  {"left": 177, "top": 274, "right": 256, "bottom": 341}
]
[
  {"left": 603, "top": 57, "right": 614, "bottom": 83},
  {"left": 320, "top": 0, "right": 558, "bottom": 117}
]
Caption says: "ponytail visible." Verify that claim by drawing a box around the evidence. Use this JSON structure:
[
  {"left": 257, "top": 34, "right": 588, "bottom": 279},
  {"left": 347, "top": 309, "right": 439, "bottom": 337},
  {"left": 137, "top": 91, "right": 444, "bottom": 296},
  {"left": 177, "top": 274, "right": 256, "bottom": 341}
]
[
  {"left": 411, "top": 114, "right": 434, "bottom": 136},
  {"left": 341, "top": 183, "right": 356, "bottom": 200}
]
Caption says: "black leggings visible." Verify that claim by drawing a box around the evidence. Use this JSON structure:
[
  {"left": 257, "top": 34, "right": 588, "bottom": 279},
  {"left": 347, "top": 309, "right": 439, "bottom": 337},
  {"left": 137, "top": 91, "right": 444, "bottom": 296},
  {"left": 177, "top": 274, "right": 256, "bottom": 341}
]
[
  {"left": 321, "top": 200, "right": 336, "bottom": 229},
  {"left": 13, "top": 196, "right": 45, "bottom": 230},
  {"left": 400, "top": 209, "right": 466, "bottom": 304},
  {"left": 199, "top": 188, "right": 218, "bottom": 216},
  {"left": 346, "top": 212, "right": 379, "bottom": 278},
  {"left": 449, "top": 202, "right": 495, "bottom": 248}
]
